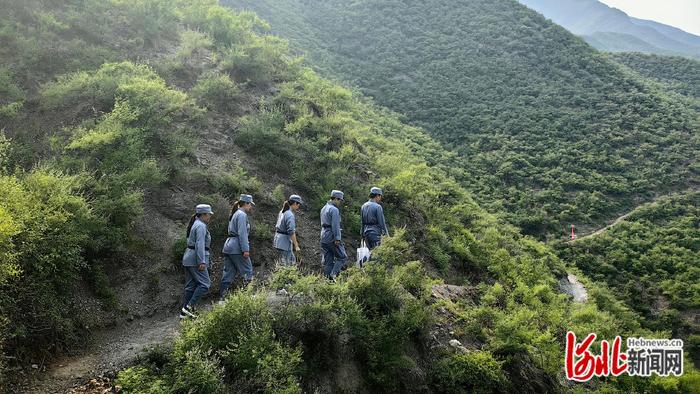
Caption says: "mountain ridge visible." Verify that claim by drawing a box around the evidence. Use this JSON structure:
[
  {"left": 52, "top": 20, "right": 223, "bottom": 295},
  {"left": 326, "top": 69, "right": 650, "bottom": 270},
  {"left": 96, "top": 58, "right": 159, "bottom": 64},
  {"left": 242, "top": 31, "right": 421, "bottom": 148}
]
[{"left": 519, "top": 0, "right": 700, "bottom": 58}]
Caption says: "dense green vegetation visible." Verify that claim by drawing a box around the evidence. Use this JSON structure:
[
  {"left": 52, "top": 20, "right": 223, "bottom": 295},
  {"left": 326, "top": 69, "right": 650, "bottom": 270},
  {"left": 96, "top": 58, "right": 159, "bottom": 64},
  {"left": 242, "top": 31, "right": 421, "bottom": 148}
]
[
  {"left": 558, "top": 192, "right": 700, "bottom": 362},
  {"left": 612, "top": 53, "right": 700, "bottom": 99},
  {"left": 0, "top": 0, "right": 698, "bottom": 391},
  {"left": 226, "top": 0, "right": 700, "bottom": 239}
]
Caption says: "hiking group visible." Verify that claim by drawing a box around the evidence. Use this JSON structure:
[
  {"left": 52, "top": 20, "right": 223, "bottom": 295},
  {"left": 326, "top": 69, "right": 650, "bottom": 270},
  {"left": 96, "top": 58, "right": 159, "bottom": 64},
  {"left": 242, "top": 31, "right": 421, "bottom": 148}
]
[{"left": 179, "top": 187, "right": 390, "bottom": 319}]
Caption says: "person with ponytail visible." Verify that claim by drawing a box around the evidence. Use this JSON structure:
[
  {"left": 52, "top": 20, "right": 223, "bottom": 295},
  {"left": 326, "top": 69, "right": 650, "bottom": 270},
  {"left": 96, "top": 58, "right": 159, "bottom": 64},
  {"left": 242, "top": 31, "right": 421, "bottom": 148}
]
[
  {"left": 220, "top": 194, "right": 255, "bottom": 299},
  {"left": 273, "top": 194, "right": 303, "bottom": 266},
  {"left": 180, "top": 204, "right": 213, "bottom": 319}
]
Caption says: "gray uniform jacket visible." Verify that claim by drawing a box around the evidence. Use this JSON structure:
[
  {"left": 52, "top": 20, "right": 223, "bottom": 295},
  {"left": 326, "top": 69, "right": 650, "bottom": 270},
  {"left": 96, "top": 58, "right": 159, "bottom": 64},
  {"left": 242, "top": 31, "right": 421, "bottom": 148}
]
[
  {"left": 182, "top": 218, "right": 211, "bottom": 267},
  {"left": 320, "top": 201, "right": 342, "bottom": 244},
  {"left": 361, "top": 200, "right": 388, "bottom": 237},
  {"left": 273, "top": 210, "right": 296, "bottom": 251},
  {"left": 223, "top": 208, "right": 250, "bottom": 255}
]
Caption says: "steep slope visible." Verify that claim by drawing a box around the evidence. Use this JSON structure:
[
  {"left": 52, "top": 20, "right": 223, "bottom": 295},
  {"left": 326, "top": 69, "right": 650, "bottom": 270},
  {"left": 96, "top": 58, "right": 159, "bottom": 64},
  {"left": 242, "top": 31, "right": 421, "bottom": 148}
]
[
  {"left": 519, "top": 0, "right": 700, "bottom": 58},
  {"left": 226, "top": 0, "right": 699, "bottom": 239}
]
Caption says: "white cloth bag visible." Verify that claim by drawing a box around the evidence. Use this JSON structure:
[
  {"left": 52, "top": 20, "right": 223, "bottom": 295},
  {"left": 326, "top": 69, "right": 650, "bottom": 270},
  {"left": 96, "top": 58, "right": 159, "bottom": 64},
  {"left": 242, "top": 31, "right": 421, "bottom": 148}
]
[{"left": 356, "top": 240, "right": 371, "bottom": 268}]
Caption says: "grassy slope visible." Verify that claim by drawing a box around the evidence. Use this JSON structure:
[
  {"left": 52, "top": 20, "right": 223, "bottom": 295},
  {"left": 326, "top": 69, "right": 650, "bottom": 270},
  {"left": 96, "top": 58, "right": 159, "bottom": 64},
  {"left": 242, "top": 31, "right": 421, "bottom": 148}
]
[{"left": 225, "top": 0, "right": 700, "bottom": 239}]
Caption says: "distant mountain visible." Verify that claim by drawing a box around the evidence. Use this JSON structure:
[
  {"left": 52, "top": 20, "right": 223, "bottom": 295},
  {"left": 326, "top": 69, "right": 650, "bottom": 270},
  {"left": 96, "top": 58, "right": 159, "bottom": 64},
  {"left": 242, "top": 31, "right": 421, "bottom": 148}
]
[{"left": 519, "top": 0, "right": 700, "bottom": 59}]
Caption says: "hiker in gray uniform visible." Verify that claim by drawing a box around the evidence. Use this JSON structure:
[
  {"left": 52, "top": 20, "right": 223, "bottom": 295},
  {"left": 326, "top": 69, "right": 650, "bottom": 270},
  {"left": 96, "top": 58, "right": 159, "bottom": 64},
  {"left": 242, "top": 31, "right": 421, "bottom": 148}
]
[
  {"left": 180, "top": 204, "right": 213, "bottom": 319},
  {"left": 320, "top": 190, "right": 347, "bottom": 280},
  {"left": 274, "top": 194, "right": 303, "bottom": 267},
  {"left": 361, "top": 186, "right": 389, "bottom": 250},
  {"left": 220, "top": 194, "right": 255, "bottom": 298}
]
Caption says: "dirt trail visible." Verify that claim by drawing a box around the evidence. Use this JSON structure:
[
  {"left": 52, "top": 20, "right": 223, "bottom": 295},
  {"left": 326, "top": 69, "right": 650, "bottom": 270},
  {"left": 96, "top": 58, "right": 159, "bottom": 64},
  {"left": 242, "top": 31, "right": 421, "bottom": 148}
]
[
  {"left": 569, "top": 188, "right": 697, "bottom": 243},
  {"left": 571, "top": 210, "right": 633, "bottom": 242},
  {"left": 17, "top": 314, "right": 181, "bottom": 394}
]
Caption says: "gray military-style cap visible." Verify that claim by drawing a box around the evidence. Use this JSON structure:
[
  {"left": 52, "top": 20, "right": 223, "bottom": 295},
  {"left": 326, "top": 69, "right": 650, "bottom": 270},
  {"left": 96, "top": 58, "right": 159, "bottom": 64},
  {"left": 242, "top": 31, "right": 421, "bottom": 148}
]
[
  {"left": 370, "top": 187, "right": 383, "bottom": 195},
  {"left": 195, "top": 204, "right": 214, "bottom": 214},
  {"left": 331, "top": 190, "right": 344, "bottom": 200},
  {"left": 289, "top": 194, "right": 303, "bottom": 204},
  {"left": 240, "top": 194, "right": 255, "bottom": 205}
]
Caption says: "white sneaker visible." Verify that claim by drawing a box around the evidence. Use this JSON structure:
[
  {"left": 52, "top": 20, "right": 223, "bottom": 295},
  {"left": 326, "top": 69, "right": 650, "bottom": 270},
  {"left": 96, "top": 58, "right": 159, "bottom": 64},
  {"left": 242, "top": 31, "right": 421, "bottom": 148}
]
[{"left": 181, "top": 305, "right": 197, "bottom": 318}]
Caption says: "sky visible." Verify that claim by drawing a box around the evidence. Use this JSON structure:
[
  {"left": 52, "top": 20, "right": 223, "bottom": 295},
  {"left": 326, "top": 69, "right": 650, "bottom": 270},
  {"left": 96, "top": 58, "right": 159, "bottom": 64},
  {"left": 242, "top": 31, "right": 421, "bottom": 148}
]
[{"left": 599, "top": 0, "right": 700, "bottom": 36}]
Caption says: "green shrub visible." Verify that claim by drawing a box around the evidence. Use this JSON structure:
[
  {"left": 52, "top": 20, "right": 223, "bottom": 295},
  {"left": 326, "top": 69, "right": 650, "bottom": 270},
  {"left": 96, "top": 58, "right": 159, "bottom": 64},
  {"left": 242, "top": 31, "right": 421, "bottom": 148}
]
[
  {"left": 191, "top": 71, "right": 240, "bottom": 111},
  {"left": 220, "top": 327, "right": 302, "bottom": 394},
  {"left": 394, "top": 261, "right": 432, "bottom": 299},
  {"left": 207, "top": 164, "right": 263, "bottom": 199},
  {"left": 250, "top": 221, "right": 273, "bottom": 244},
  {"left": 0, "top": 170, "right": 96, "bottom": 357},
  {"left": 0, "top": 102, "right": 23, "bottom": 119},
  {"left": 234, "top": 110, "right": 292, "bottom": 172},
  {"left": 170, "top": 349, "right": 225, "bottom": 394},
  {"left": 175, "top": 291, "right": 271, "bottom": 356},
  {"left": 0, "top": 68, "right": 24, "bottom": 120},
  {"left": 345, "top": 265, "right": 432, "bottom": 389},
  {"left": 84, "top": 262, "right": 118, "bottom": 309},
  {"left": 177, "top": 30, "right": 214, "bottom": 60},
  {"left": 272, "top": 184, "right": 286, "bottom": 203},
  {"left": 48, "top": 61, "right": 201, "bottom": 175},
  {"left": 173, "top": 292, "right": 302, "bottom": 393},
  {"left": 369, "top": 228, "right": 411, "bottom": 268},
  {"left": 41, "top": 62, "right": 159, "bottom": 111},
  {"left": 172, "top": 236, "right": 187, "bottom": 264},
  {"left": 429, "top": 351, "right": 506, "bottom": 394},
  {"left": 481, "top": 282, "right": 507, "bottom": 308},
  {"left": 117, "top": 366, "right": 167, "bottom": 394}
]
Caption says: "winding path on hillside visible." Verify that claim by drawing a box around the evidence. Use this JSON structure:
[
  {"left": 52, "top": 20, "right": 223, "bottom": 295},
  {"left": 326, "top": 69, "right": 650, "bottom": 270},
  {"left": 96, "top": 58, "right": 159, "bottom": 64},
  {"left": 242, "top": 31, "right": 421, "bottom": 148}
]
[
  {"left": 571, "top": 210, "right": 634, "bottom": 242},
  {"left": 569, "top": 189, "right": 698, "bottom": 242}
]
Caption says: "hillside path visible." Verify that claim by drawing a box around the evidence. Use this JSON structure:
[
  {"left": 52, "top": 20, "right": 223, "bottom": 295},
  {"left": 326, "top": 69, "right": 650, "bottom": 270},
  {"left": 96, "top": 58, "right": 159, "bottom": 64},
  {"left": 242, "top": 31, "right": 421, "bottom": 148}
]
[
  {"left": 17, "top": 313, "right": 181, "bottom": 394},
  {"left": 571, "top": 211, "right": 633, "bottom": 242},
  {"left": 569, "top": 188, "right": 698, "bottom": 243}
]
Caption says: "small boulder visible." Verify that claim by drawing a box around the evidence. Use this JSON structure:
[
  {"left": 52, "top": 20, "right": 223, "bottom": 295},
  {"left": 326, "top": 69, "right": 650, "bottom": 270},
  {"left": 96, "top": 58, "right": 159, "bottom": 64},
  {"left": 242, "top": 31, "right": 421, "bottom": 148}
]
[
  {"left": 448, "top": 339, "right": 468, "bottom": 353},
  {"left": 558, "top": 274, "right": 588, "bottom": 303},
  {"left": 431, "top": 284, "right": 476, "bottom": 302}
]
